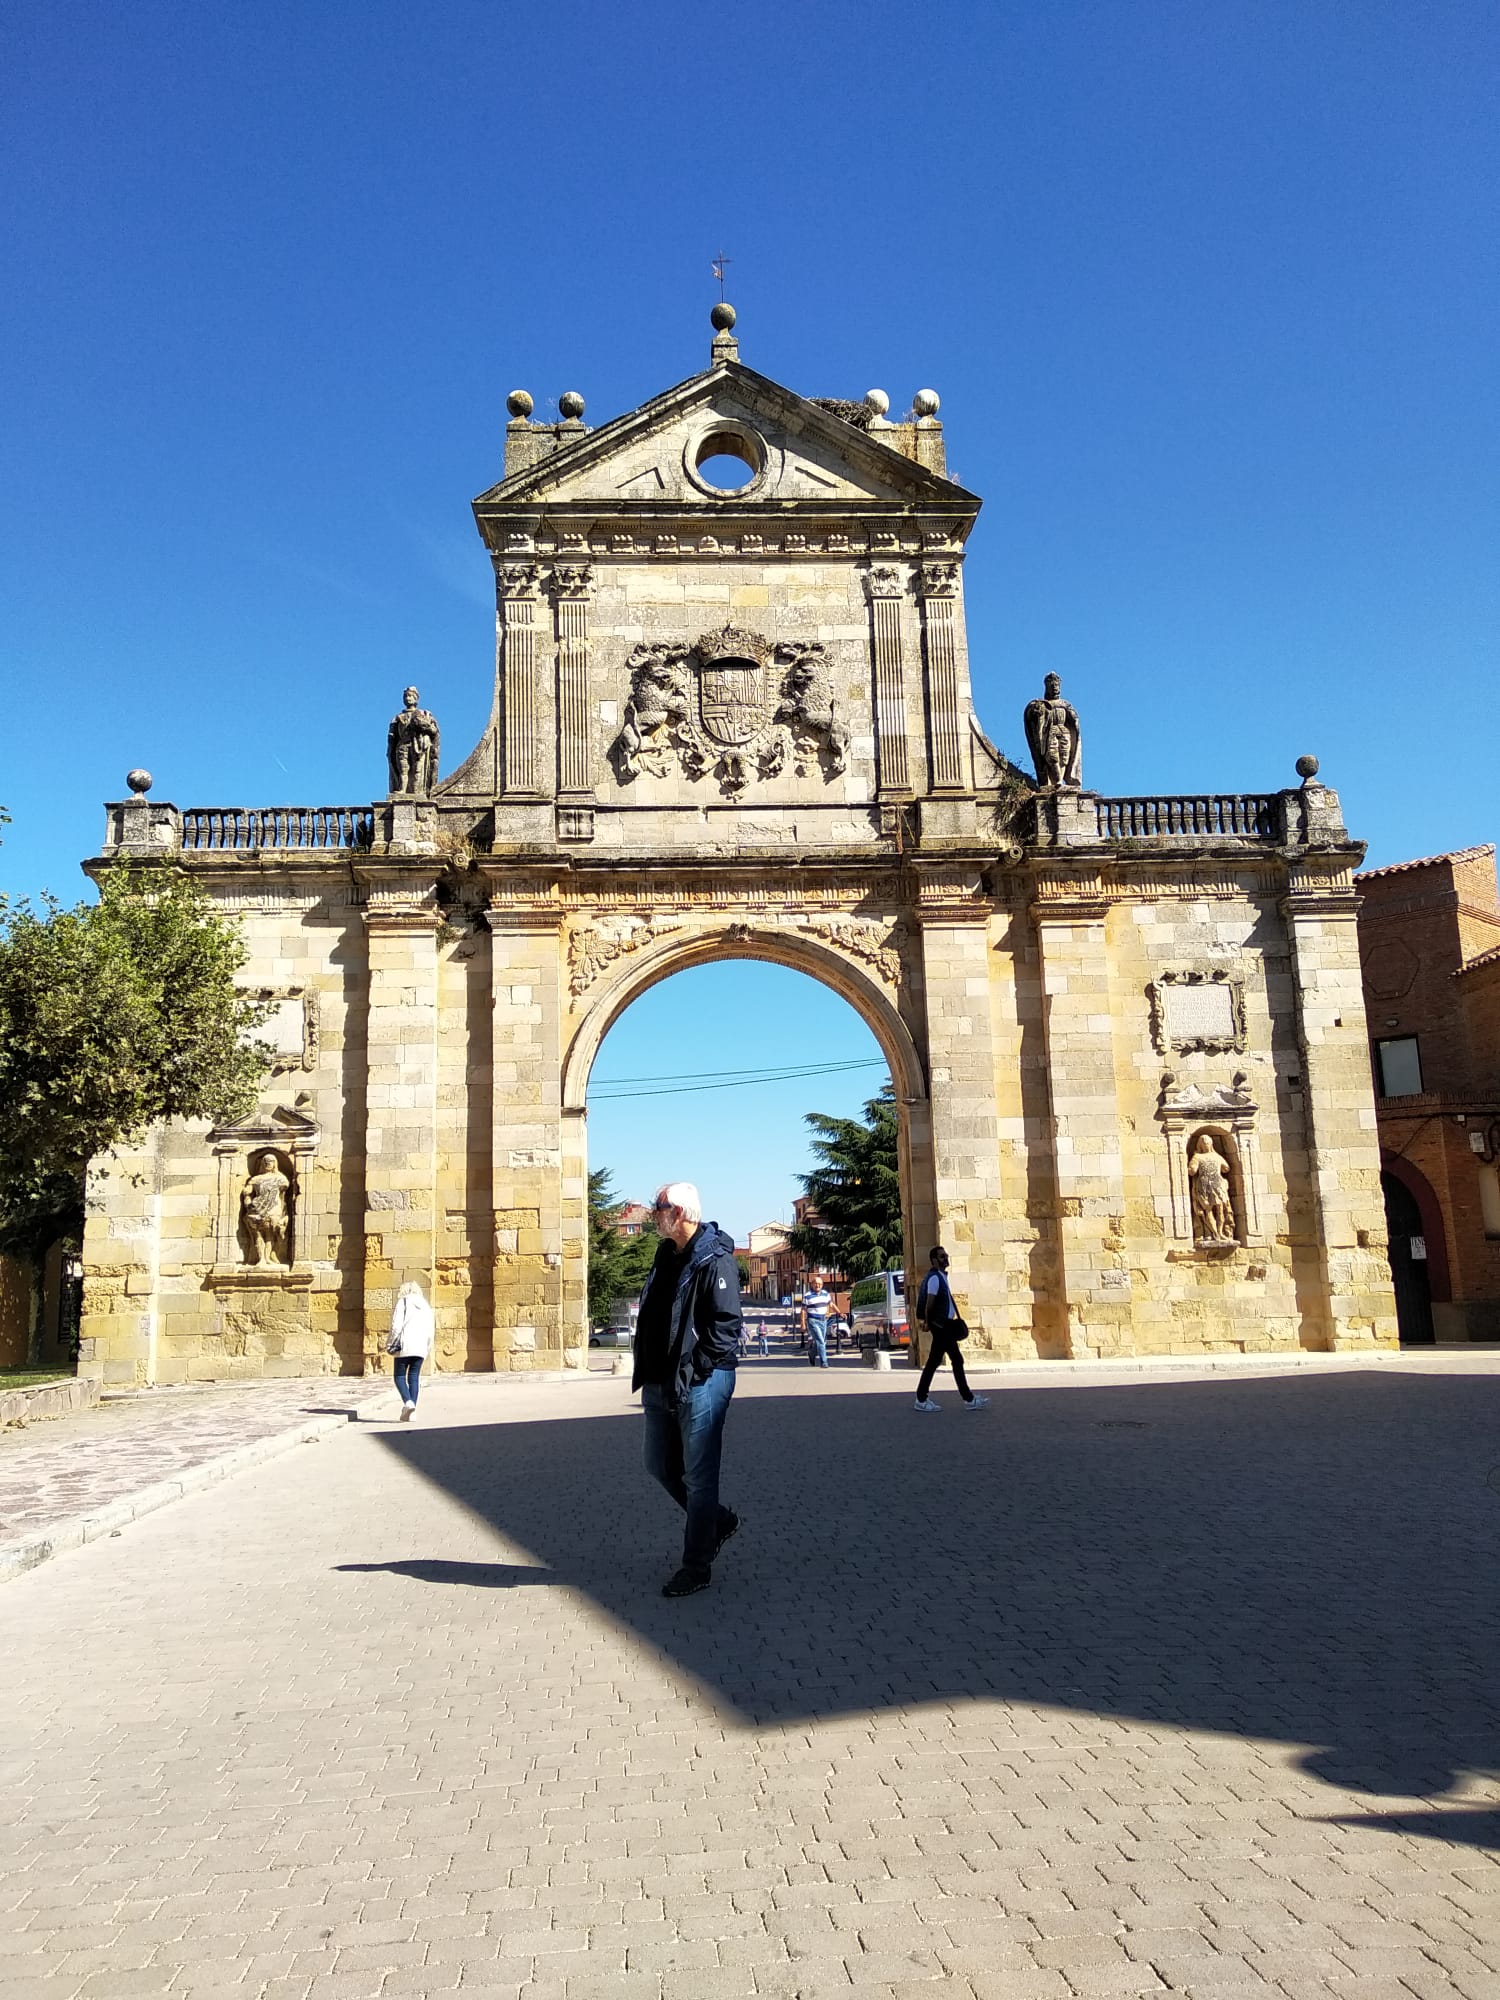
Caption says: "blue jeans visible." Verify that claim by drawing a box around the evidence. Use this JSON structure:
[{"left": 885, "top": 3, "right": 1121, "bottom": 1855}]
[
  {"left": 642, "top": 1371, "right": 736, "bottom": 1576},
  {"left": 394, "top": 1356, "right": 423, "bottom": 1405},
  {"left": 806, "top": 1318, "right": 828, "bottom": 1366}
]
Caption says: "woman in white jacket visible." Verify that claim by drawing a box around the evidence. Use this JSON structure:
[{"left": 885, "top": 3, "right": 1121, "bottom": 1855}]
[{"left": 390, "top": 1281, "right": 435, "bottom": 1420}]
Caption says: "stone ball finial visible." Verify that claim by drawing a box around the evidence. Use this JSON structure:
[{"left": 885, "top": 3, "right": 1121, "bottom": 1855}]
[
  {"left": 558, "top": 390, "right": 586, "bottom": 420},
  {"left": 864, "top": 389, "right": 890, "bottom": 416},
  {"left": 1296, "top": 754, "right": 1320, "bottom": 782},
  {"left": 913, "top": 388, "right": 941, "bottom": 417},
  {"left": 710, "top": 301, "right": 737, "bottom": 332},
  {"left": 506, "top": 389, "right": 534, "bottom": 420},
  {"left": 126, "top": 769, "right": 152, "bottom": 795}
]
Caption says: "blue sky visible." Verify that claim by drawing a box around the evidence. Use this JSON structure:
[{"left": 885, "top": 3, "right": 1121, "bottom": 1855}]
[{"left": 4, "top": 1, "right": 1496, "bottom": 1233}]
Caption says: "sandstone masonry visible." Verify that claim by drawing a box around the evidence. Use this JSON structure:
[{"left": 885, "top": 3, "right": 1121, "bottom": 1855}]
[{"left": 79, "top": 312, "right": 1398, "bottom": 1382}]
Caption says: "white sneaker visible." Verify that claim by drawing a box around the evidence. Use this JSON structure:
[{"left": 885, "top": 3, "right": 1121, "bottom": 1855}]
[
  {"left": 913, "top": 1397, "right": 941, "bottom": 1413},
  {"left": 963, "top": 1395, "right": 991, "bottom": 1410},
  {"left": 400, "top": 1402, "right": 413, "bottom": 1421}
]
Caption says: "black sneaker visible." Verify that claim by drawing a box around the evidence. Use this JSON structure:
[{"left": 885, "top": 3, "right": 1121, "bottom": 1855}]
[
  {"left": 713, "top": 1509, "right": 741, "bottom": 1559},
  {"left": 661, "top": 1567, "right": 711, "bottom": 1599}
]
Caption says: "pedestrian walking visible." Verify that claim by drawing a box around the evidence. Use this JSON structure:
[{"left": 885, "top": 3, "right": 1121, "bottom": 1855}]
[
  {"left": 758, "top": 1318, "right": 769, "bottom": 1357},
  {"left": 803, "top": 1282, "right": 832, "bottom": 1367},
  {"left": 633, "top": 1181, "right": 743, "bottom": 1598},
  {"left": 912, "top": 1247, "right": 990, "bottom": 1412},
  {"left": 387, "top": 1279, "right": 435, "bottom": 1420}
]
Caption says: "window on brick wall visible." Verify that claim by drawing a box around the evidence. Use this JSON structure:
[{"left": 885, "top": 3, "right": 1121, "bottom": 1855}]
[
  {"left": 1480, "top": 1165, "right": 1500, "bottom": 1239},
  {"left": 1375, "top": 1036, "right": 1423, "bottom": 1098}
]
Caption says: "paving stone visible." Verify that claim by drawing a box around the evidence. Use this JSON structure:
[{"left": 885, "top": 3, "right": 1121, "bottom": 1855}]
[{"left": 5, "top": 1366, "right": 1500, "bottom": 2000}]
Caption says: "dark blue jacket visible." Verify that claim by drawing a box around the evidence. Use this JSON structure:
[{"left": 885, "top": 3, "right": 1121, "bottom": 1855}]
[{"left": 632, "top": 1222, "right": 742, "bottom": 1403}]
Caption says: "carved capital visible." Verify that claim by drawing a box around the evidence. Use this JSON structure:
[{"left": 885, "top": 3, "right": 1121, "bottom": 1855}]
[
  {"left": 864, "top": 564, "right": 907, "bottom": 603},
  {"left": 496, "top": 562, "right": 542, "bottom": 601},
  {"left": 550, "top": 563, "right": 594, "bottom": 600},
  {"left": 916, "top": 560, "right": 960, "bottom": 599}
]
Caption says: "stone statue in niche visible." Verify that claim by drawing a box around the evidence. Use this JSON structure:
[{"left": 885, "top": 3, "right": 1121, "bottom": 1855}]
[
  {"left": 1024, "top": 673, "right": 1082, "bottom": 790},
  {"left": 240, "top": 1150, "right": 291, "bottom": 1266},
  {"left": 387, "top": 687, "right": 440, "bottom": 797},
  {"left": 1188, "top": 1133, "right": 1237, "bottom": 1246}
]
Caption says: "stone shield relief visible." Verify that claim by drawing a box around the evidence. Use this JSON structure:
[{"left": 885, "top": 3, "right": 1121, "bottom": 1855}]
[{"left": 611, "top": 624, "right": 849, "bottom": 796}]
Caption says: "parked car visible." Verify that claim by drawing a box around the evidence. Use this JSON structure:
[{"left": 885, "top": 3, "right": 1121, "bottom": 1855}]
[
  {"left": 848, "top": 1270, "right": 908, "bottom": 1351},
  {"left": 590, "top": 1297, "right": 638, "bottom": 1347}
]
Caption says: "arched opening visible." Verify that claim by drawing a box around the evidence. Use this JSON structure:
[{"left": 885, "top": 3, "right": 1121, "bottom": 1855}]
[
  {"left": 560, "top": 934, "right": 932, "bottom": 1368},
  {"left": 1381, "top": 1158, "right": 1448, "bottom": 1346}
]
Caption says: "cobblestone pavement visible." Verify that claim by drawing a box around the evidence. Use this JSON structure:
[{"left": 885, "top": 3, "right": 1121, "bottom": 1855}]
[
  {"left": 0, "top": 1377, "right": 390, "bottom": 1561},
  {"left": 4, "top": 1353, "right": 1500, "bottom": 2000}
]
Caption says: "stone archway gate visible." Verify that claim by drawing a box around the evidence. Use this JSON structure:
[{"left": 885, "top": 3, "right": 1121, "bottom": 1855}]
[{"left": 81, "top": 313, "right": 1397, "bottom": 1383}]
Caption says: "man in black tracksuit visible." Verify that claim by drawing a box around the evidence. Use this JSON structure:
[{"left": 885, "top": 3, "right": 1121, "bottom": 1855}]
[{"left": 633, "top": 1180, "right": 742, "bottom": 1598}]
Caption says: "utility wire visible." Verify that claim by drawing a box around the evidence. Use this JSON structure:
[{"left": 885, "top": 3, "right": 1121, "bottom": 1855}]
[
  {"left": 591, "top": 1055, "right": 882, "bottom": 1087},
  {"left": 588, "top": 1057, "right": 887, "bottom": 1102}
]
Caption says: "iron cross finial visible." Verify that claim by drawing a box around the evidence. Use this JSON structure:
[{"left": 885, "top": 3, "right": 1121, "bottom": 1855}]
[{"left": 712, "top": 252, "right": 731, "bottom": 301}]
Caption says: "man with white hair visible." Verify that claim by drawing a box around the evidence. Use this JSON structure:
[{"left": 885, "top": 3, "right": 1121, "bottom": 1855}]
[{"left": 632, "top": 1180, "right": 743, "bottom": 1598}]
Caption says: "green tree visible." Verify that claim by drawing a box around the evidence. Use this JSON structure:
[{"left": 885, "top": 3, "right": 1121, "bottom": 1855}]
[
  {"left": 786, "top": 1082, "right": 903, "bottom": 1280},
  {"left": 0, "top": 865, "right": 273, "bottom": 1360},
  {"left": 587, "top": 1169, "right": 657, "bottom": 1326}
]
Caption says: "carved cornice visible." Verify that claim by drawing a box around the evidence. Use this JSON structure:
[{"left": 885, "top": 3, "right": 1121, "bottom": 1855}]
[
  {"left": 914, "top": 866, "right": 992, "bottom": 924},
  {"left": 1156, "top": 1071, "right": 1258, "bottom": 1133}
]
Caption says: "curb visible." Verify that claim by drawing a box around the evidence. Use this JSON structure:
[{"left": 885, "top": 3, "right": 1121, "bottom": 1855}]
[{"left": 0, "top": 1397, "right": 385, "bottom": 1588}]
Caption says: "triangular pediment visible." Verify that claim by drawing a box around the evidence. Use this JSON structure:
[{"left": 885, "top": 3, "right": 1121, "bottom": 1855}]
[{"left": 474, "top": 363, "right": 979, "bottom": 521}]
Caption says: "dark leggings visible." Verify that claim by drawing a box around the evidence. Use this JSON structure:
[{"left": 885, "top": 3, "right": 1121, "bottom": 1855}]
[{"left": 916, "top": 1325, "right": 973, "bottom": 1403}]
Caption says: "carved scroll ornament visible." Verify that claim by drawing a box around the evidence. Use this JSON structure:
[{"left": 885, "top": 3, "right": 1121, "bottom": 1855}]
[
  {"left": 798, "top": 917, "right": 903, "bottom": 987},
  {"left": 567, "top": 917, "right": 684, "bottom": 997},
  {"left": 611, "top": 626, "right": 849, "bottom": 797}
]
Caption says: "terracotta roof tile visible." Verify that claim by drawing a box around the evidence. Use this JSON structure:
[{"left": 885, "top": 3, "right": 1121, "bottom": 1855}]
[{"left": 1355, "top": 843, "right": 1494, "bottom": 881}]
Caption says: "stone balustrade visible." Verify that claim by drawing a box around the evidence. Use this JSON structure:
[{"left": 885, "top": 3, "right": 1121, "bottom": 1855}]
[
  {"left": 1096, "top": 793, "right": 1279, "bottom": 841},
  {"left": 178, "top": 806, "right": 374, "bottom": 851}
]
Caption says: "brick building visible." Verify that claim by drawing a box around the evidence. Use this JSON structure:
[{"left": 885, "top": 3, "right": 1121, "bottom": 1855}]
[{"left": 1356, "top": 844, "right": 1500, "bottom": 1343}]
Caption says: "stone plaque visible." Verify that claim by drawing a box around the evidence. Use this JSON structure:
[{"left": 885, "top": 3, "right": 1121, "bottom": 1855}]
[{"left": 1162, "top": 982, "right": 1236, "bottom": 1044}]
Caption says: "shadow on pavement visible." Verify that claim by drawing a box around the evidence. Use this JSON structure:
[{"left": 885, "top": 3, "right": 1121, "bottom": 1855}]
[
  {"left": 338, "top": 1559, "right": 554, "bottom": 1588},
  {"left": 1325, "top": 1806, "right": 1500, "bottom": 1847},
  {"left": 361, "top": 1368, "right": 1500, "bottom": 1816}
]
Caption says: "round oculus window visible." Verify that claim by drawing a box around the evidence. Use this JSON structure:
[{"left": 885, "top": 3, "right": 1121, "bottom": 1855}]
[{"left": 684, "top": 424, "right": 769, "bottom": 498}]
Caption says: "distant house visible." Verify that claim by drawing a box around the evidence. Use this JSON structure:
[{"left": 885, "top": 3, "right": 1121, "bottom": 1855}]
[
  {"left": 743, "top": 1208, "right": 844, "bottom": 1304},
  {"left": 612, "top": 1201, "right": 652, "bottom": 1238}
]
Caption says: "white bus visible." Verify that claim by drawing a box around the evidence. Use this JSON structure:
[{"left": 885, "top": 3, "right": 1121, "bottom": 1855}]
[{"left": 848, "top": 1270, "right": 908, "bottom": 1353}]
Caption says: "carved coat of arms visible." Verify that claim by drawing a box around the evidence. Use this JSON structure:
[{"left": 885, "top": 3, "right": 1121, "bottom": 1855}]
[{"left": 611, "top": 624, "right": 849, "bottom": 796}]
